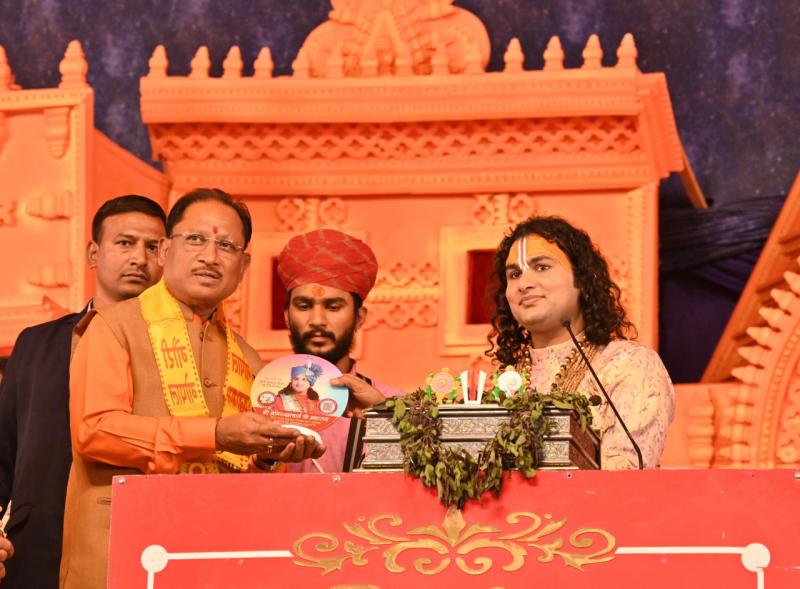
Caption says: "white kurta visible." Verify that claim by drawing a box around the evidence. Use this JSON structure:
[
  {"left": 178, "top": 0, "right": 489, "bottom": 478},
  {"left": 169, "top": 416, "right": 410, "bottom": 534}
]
[{"left": 526, "top": 338, "right": 675, "bottom": 469}]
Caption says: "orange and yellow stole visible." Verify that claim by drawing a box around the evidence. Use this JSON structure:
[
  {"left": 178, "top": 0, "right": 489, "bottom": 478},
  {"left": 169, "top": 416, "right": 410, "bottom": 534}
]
[{"left": 140, "top": 279, "right": 252, "bottom": 473}]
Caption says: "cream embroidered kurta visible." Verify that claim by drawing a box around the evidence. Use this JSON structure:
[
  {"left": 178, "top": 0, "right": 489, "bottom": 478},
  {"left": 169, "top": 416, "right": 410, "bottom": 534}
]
[{"left": 526, "top": 338, "right": 675, "bottom": 469}]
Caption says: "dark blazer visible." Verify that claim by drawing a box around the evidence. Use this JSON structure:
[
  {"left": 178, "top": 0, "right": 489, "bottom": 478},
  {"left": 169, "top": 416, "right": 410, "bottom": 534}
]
[{"left": 0, "top": 309, "right": 85, "bottom": 588}]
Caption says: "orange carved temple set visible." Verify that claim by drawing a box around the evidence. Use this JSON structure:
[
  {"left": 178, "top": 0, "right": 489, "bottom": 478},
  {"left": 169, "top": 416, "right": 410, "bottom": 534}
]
[
  {"left": 0, "top": 1, "right": 797, "bottom": 470},
  {"left": 0, "top": 42, "right": 168, "bottom": 342}
]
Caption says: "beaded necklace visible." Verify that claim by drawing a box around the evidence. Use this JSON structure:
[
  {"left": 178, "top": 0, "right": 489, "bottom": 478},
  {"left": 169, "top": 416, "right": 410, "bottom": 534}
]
[{"left": 516, "top": 334, "right": 599, "bottom": 394}]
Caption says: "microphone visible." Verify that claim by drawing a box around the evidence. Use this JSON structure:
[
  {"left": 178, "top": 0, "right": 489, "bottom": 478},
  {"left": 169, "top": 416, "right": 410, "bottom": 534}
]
[{"left": 560, "top": 318, "right": 644, "bottom": 470}]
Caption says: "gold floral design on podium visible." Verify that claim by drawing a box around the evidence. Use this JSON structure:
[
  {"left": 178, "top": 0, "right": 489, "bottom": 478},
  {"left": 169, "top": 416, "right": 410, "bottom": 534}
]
[{"left": 293, "top": 508, "right": 615, "bottom": 576}]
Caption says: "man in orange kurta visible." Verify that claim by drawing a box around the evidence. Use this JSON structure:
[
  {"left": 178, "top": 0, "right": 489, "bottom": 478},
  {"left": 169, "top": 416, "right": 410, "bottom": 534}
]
[{"left": 60, "top": 189, "right": 325, "bottom": 589}]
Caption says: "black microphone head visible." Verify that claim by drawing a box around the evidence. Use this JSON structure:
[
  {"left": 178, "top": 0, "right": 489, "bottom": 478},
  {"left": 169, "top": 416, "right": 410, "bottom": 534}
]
[
  {"left": 560, "top": 317, "right": 571, "bottom": 327},
  {"left": 588, "top": 394, "right": 602, "bottom": 406}
]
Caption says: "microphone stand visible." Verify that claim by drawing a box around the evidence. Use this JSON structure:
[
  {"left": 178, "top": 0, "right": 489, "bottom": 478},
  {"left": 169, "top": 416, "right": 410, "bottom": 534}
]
[{"left": 561, "top": 319, "right": 644, "bottom": 470}]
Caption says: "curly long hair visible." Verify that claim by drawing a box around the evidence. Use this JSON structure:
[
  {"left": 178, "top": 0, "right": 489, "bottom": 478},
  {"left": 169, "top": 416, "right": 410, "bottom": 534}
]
[{"left": 487, "top": 216, "right": 636, "bottom": 367}]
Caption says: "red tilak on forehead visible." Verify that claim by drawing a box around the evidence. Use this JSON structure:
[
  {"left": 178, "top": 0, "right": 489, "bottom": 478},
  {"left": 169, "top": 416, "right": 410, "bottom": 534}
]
[
  {"left": 212, "top": 226, "right": 219, "bottom": 235},
  {"left": 311, "top": 285, "right": 325, "bottom": 297}
]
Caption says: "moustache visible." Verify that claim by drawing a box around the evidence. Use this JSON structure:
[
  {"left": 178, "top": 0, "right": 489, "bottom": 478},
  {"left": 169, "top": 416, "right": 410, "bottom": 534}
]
[
  {"left": 301, "top": 329, "right": 336, "bottom": 343},
  {"left": 191, "top": 266, "right": 223, "bottom": 279}
]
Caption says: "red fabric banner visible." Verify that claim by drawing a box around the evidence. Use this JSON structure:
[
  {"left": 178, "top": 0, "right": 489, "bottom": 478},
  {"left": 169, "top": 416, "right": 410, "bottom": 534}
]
[{"left": 108, "top": 470, "right": 798, "bottom": 588}]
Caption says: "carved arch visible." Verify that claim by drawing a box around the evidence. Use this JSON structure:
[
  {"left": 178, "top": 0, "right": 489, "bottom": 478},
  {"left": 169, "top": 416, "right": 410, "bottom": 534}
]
[{"left": 715, "top": 266, "right": 800, "bottom": 467}]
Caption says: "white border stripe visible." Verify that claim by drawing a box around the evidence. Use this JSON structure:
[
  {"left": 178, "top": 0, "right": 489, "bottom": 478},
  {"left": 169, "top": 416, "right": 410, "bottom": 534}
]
[
  {"left": 617, "top": 546, "right": 744, "bottom": 555},
  {"left": 140, "top": 542, "right": 772, "bottom": 588},
  {"left": 167, "top": 550, "right": 293, "bottom": 560},
  {"left": 616, "top": 544, "right": 770, "bottom": 589}
]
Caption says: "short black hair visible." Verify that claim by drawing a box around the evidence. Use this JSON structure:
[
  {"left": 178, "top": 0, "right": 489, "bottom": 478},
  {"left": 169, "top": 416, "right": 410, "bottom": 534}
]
[
  {"left": 91, "top": 195, "right": 167, "bottom": 242},
  {"left": 166, "top": 188, "right": 253, "bottom": 248}
]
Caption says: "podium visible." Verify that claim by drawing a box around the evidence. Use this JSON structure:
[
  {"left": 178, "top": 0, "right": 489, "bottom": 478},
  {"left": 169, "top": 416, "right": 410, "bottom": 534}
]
[{"left": 108, "top": 470, "right": 798, "bottom": 588}]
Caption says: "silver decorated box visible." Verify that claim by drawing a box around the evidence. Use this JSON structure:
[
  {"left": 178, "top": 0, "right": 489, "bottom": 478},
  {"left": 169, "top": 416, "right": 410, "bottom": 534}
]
[{"left": 348, "top": 404, "right": 601, "bottom": 471}]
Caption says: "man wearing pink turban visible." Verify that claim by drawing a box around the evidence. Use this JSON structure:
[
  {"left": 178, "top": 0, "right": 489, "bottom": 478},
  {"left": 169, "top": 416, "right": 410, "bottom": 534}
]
[{"left": 277, "top": 229, "right": 404, "bottom": 472}]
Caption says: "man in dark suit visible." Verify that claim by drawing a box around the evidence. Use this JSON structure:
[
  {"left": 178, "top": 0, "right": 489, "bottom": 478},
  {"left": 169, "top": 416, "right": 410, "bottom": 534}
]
[{"left": 0, "top": 195, "right": 167, "bottom": 587}]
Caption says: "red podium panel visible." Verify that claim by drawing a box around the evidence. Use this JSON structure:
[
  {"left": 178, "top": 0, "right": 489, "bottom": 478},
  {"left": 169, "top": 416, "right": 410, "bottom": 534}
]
[{"left": 109, "top": 470, "right": 798, "bottom": 588}]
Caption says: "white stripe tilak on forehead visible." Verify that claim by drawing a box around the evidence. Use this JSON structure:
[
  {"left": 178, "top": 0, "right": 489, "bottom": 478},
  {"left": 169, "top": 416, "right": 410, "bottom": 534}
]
[
  {"left": 512, "top": 235, "right": 573, "bottom": 272},
  {"left": 516, "top": 237, "right": 530, "bottom": 270}
]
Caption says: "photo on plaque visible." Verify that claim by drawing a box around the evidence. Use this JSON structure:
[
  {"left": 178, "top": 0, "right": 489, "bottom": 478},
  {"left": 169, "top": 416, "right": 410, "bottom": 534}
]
[{"left": 251, "top": 354, "right": 348, "bottom": 432}]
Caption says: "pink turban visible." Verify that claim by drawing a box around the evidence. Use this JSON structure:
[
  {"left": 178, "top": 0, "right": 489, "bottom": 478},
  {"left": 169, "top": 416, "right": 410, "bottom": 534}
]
[{"left": 277, "top": 229, "right": 378, "bottom": 300}]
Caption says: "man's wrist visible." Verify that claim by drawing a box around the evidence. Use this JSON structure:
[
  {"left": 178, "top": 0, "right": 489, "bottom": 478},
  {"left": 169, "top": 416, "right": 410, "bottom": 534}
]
[{"left": 213, "top": 417, "right": 222, "bottom": 451}]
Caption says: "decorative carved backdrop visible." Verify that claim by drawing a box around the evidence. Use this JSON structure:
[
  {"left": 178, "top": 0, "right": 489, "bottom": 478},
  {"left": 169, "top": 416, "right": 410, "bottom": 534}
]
[
  {"left": 2, "top": 0, "right": 797, "bottom": 469},
  {"left": 140, "top": 0, "right": 682, "bottom": 391},
  {"left": 0, "top": 42, "right": 168, "bottom": 352}
]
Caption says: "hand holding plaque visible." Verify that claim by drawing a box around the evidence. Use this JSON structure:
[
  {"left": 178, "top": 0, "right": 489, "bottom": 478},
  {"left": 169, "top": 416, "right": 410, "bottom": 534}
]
[{"left": 251, "top": 354, "right": 349, "bottom": 434}]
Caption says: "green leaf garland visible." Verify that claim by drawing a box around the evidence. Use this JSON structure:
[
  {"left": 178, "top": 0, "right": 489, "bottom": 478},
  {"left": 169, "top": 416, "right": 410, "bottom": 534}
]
[{"left": 385, "top": 388, "right": 593, "bottom": 509}]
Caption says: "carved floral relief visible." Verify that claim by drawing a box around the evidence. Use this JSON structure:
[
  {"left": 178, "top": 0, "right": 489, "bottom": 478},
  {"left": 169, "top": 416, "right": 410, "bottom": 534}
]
[{"left": 293, "top": 508, "right": 615, "bottom": 576}]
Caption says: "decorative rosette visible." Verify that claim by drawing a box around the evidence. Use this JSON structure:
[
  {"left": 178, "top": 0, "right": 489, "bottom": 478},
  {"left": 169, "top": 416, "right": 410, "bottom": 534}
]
[
  {"left": 424, "top": 365, "right": 531, "bottom": 405},
  {"left": 426, "top": 368, "right": 460, "bottom": 404},
  {"left": 482, "top": 366, "right": 527, "bottom": 403},
  {"left": 497, "top": 368, "right": 524, "bottom": 396}
]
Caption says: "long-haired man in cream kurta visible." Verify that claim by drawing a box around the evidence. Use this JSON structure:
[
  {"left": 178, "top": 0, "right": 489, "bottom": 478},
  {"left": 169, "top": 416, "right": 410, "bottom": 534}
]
[{"left": 487, "top": 216, "right": 675, "bottom": 469}]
